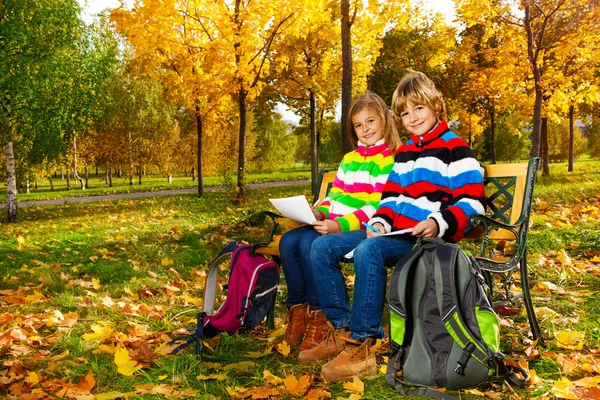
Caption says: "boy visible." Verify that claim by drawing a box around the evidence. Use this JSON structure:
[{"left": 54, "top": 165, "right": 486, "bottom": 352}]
[{"left": 301, "top": 70, "right": 486, "bottom": 382}]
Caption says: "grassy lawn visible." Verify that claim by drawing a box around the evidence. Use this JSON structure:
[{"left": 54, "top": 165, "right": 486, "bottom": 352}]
[
  {"left": 1, "top": 160, "right": 599, "bottom": 399},
  {"left": 0, "top": 166, "right": 313, "bottom": 202}
]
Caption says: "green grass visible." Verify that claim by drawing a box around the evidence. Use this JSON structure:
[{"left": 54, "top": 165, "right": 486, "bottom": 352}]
[
  {"left": 0, "top": 166, "right": 312, "bottom": 202},
  {"left": 1, "top": 159, "right": 599, "bottom": 399}
]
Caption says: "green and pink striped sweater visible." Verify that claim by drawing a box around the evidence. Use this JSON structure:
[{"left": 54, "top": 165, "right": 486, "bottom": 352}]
[{"left": 316, "top": 138, "right": 395, "bottom": 232}]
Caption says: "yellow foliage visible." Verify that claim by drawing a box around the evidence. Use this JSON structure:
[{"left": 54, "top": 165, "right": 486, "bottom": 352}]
[{"left": 114, "top": 346, "right": 142, "bottom": 376}]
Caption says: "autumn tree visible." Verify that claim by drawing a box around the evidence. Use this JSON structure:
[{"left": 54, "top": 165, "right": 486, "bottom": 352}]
[{"left": 0, "top": 0, "right": 117, "bottom": 222}]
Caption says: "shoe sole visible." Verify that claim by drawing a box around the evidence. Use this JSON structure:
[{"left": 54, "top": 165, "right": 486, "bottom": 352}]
[{"left": 321, "top": 364, "right": 378, "bottom": 382}]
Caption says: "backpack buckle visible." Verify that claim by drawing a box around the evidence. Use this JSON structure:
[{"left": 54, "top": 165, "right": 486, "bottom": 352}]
[{"left": 455, "top": 342, "right": 476, "bottom": 375}]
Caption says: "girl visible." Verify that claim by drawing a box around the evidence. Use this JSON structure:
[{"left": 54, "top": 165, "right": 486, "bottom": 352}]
[{"left": 278, "top": 91, "right": 401, "bottom": 353}]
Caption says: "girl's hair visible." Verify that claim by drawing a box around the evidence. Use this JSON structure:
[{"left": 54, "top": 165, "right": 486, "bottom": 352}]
[
  {"left": 347, "top": 90, "right": 401, "bottom": 151},
  {"left": 391, "top": 70, "right": 447, "bottom": 123}
]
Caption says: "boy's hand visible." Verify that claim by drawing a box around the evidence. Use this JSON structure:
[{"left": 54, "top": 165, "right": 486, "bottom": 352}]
[
  {"left": 312, "top": 220, "right": 338, "bottom": 235},
  {"left": 366, "top": 222, "right": 385, "bottom": 238},
  {"left": 412, "top": 218, "right": 438, "bottom": 238}
]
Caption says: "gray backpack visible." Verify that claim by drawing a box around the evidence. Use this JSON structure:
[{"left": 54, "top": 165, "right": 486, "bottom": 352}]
[{"left": 386, "top": 238, "right": 527, "bottom": 399}]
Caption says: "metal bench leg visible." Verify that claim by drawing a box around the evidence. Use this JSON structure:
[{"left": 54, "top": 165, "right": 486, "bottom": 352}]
[
  {"left": 519, "top": 253, "right": 542, "bottom": 341},
  {"left": 267, "top": 255, "right": 281, "bottom": 330}
]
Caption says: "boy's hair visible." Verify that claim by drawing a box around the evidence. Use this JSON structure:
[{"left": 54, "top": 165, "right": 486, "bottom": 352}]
[
  {"left": 391, "top": 70, "right": 447, "bottom": 123},
  {"left": 348, "top": 90, "right": 401, "bottom": 151}
]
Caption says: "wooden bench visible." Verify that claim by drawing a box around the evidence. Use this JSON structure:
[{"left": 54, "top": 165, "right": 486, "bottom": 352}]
[{"left": 253, "top": 159, "right": 542, "bottom": 340}]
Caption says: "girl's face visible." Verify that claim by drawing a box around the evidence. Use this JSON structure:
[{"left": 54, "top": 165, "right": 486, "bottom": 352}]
[
  {"left": 352, "top": 108, "right": 384, "bottom": 146},
  {"left": 399, "top": 103, "right": 438, "bottom": 136}
]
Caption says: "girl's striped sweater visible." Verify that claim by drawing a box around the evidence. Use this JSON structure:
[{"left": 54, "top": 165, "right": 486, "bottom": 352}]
[
  {"left": 369, "top": 121, "right": 486, "bottom": 242},
  {"left": 316, "top": 138, "right": 395, "bottom": 232}
]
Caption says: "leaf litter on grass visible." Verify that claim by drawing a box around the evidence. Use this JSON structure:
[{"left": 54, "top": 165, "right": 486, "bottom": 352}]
[{"left": 1, "top": 181, "right": 600, "bottom": 399}]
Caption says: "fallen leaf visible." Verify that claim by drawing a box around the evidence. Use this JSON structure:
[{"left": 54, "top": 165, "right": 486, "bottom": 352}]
[
  {"left": 81, "top": 324, "right": 113, "bottom": 343},
  {"left": 114, "top": 346, "right": 142, "bottom": 376},
  {"left": 263, "top": 370, "right": 283, "bottom": 385},
  {"left": 343, "top": 376, "right": 364, "bottom": 395},
  {"left": 555, "top": 330, "right": 585, "bottom": 350},
  {"left": 247, "top": 346, "right": 273, "bottom": 359},
  {"left": 277, "top": 341, "right": 291, "bottom": 357}
]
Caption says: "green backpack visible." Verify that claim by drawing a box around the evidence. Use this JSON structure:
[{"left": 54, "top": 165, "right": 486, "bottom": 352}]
[{"left": 386, "top": 238, "right": 528, "bottom": 399}]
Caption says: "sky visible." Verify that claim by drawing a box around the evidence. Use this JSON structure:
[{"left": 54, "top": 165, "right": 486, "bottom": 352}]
[{"left": 78, "top": 0, "right": 457, "bottom": 124}]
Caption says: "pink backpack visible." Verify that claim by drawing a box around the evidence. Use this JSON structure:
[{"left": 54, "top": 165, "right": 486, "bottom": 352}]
[{"left": 171, "top": 242, "right": 279, "bottom": 355}]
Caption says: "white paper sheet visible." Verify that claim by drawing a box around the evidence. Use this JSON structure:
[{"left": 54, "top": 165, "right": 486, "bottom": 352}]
[
  {"left": 344, "top": 228, "right": 414, "bottom": 259},
  {"left": 269, "top": 195, "right": 317, "bottom": 225}
]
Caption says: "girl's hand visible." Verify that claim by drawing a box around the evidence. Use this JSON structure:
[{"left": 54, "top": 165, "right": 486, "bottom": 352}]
[
  {"left": 411, "top": 219, "right": 438, "bottom": 238},
  {"left": 312, "top": 208, "right": 325, "bottom": 221},
  {"left": 366, "top": 222, "right": 385, "bottom": 238},
  {"left": 312, "top": 220, "right": 339, "bottom": 235}
]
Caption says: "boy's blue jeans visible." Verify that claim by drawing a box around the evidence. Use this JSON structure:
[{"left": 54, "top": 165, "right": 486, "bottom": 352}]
[
  {"left": 279, "top": 225, "right": 322, "bottom": 309},
  {"left": 311, "top": 230, "right": 416, "bottom": 341}
]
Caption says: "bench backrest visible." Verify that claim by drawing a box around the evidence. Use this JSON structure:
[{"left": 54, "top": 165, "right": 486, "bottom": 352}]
[
  {"left": 483, "top": 163, "right": 526, "bottom": 240},
  {"left": 312, "top": 170, "right": 336, "bottom": 206}
]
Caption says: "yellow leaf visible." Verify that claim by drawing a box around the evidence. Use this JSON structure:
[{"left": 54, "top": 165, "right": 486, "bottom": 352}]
[
  {"left": 263, "top": 369, "right": 283, "bottom": 385},
  {"left": 95, "top": 392, "right": 128, "bottom": 400},
  {"left": 161, "top": 257, "right": 174, "bottom": 266},
  {"left": 25, "top": 371, "right": 40, "bottom": 385},
  {"left": 590, "top": 256, "right": 600, "bottom": 263},
  {"left": 573, "top": 376, "right": 600, "bottom": 388},
  {"left": 114, "top": 346, "right": 142, "bottom": 376},
  {"left": 277, "top": 341, "right": 290, "bottom": 356},
  {"left": 158, "top": 375, "right": 168, "bottom": 381},
  {"left": 223, "top": 361, "right": 255, "bottom": 371},
  {"left": 247, "top": 346, "right": 273, "bottom": 359},
  {"left": 464, "top": 388, "right": 485, "bottom": 396},
  {"left": 283, "top": 374, "right": 313, "bottom": 396},
  {"left": 89, "top": 255, "right": 98, "bottom": 262},
  {"left": 82, "top": 324, "right": 113, "bottom": 342},
  {"left": 535, "top": 306, "right": 557, "bottom": 319},
  {"left": 343, "top": 376, "right": 364, "bottom": 395},
  {"left": 555, "top": 330, "right": 585, "bottom": 350},
  {"left": 114, "top": 234, "right": 125, "bottom": 241},
  {"left": 305, "top": 387, "right": 332, "bottom": 399},
  {"left": 557, "top": 250, "right": 572, "bottom": 266},
  {"left": 197, "top": 373, "right": 227, "bottom": 381},
  {"left": 17, "top": 236, "right": 25, "bottom": 244},
  {"left": 535, "top": 281, "right": 558, "bottom": 292},
  {"left": 551, "top": 377, "right": 578, "bottom": 399},
  {"left": 379, "top": 356, "right": 388, "bottom": 374},
  {"left": 92, "top": 278, "right": 100, "bottom": 290}
]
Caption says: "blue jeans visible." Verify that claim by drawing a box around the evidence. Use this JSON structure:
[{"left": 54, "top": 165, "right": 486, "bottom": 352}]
[
  {"left": 311, "top": 231, "right": 416, "bottom": 341},
  {"left": 279, "top": 225, "right": 322, "bottom": 309}
]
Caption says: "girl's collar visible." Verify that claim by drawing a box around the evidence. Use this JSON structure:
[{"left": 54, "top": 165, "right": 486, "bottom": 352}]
[
  {"left": 409, "top": 120, "right": 448, "bottom": 147},
  {"left": 357, "top": 138, "right": 386, "bottom": 148}
]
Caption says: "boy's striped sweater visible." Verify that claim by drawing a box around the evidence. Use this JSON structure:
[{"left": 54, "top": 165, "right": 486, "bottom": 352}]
[
  {"left": 369, "top": 121, "right": 486, "bottom": 242},
  {"left": 317, "top": 138, "right": 395, "bottom": 232}
]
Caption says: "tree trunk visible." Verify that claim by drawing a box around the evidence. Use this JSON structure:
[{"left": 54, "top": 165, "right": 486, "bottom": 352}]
[
  {"left": 4, "top": 141, "right": 18, "bottom": 222},
  {"left": 340, "top": 0, "right": 353, "bottom": 154},
  {"left": 309, "top": 89, "right": 319, "bottom": 193},
  {"left": 236, "top": 86, "right": 248, "bottom": 200},
  {"left": 196, "top": 104, "right": 204, "bottom": 196},
  {"left": 66, "top": 168, "right": 71, "bottom": 190},
  {"left": 49, "top": 176, "right": 54, "bottom": 191},
  {"left": 95, "top": 165, "right": 98, "bottom": 176},
  {"left": 26, "top": 179, "right": 30, "bottom": 194},
  {"left": 568, "top": 104, "right": 574, "bottom": 172},
  {"left": 490, "top": 106, "right": 496, "bottom": 164},
  {"left": 541, "top": 117, "right": 550, "bottom": 176},
  {"left": 191, "top": 166, "right": 196, "bottom": 182},
  {"left": 72, "top": 135, "right": 85, "bottom": 190},
  {"left": 168, "top": 174, "right": 173, "bottom": 184},
  {"left": 85, "top": 165, "right": 89, "bottom": 189},
  {"left": 524, "top": 6, "right": 542, "bottom": 158},
  {"left": 108, "top": 166, "right": 113, "bottom": 187}
]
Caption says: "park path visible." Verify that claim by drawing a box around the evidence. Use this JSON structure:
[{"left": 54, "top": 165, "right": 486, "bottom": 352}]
[{"left": 0, "top": 179, "right": 310, "bottom": 208}]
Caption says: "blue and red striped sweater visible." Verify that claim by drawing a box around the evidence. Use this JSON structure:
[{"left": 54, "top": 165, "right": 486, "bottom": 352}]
[{"left": 369, "top": 121, "right": 486, "bottom": 242}]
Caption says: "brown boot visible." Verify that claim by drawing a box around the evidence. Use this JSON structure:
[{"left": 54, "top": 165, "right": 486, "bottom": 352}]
[
  {"left": 283, "top": 303, "right": 309, "bottom": 345},
  {"left": 298, "top": 308, "right": 328, "bottom": 352},
  {"left": 298, "top": 321, "right": 349, "bottom": 365},
  {"left": 321, "top": 337, "right": 377, "bottom": 382}
]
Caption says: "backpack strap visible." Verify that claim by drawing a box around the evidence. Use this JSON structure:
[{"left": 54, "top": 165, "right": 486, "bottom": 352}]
[
  {"left": 170, "top": 312, "right": 206, "bottom": 355},
  {"left": 203, "top": 241, "right": 240, "bottom": 315}
]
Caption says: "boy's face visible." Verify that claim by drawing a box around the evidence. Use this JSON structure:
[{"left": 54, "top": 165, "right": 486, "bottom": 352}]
[
  {"left": 352, "top": 107, "right": 384, "bottom": 146},
  {"left": 399, "top": 103, "right": 437, "bottom": 137}
]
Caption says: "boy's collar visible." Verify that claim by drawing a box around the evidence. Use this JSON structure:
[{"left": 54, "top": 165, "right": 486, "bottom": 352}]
[{"left": 409, "top": 120, "right": 448, "bottom": 147}]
